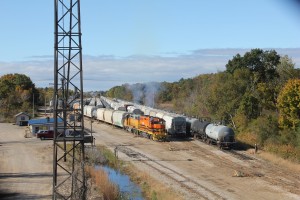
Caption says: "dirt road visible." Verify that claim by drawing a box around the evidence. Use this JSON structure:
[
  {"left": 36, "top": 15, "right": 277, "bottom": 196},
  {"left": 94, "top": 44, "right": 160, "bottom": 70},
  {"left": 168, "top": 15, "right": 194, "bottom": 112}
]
[
  {"left": 0, "top": 123, "right": 53, "bottom": 199},
  {"left": 1, "top": 121, "right": 300, "bottom": 200}
]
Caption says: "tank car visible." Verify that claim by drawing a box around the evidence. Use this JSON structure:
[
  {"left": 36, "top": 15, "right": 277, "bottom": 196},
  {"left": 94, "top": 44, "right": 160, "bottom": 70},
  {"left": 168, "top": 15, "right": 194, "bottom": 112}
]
[
  {"left": 191, "top": 120, "right": 210, "bottom": 139},
  {"left": 185, "top": 117, "right": 204, "bottom": 137},
  {"left": 205, "top": 124, "right": 235, "bottom": 148}
]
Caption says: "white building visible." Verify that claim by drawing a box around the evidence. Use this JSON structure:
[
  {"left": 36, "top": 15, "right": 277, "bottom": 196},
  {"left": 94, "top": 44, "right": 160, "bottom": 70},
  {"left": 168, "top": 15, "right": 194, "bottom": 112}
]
[{"left": 14, "top": 112, "right": 30, "bottom": 126}]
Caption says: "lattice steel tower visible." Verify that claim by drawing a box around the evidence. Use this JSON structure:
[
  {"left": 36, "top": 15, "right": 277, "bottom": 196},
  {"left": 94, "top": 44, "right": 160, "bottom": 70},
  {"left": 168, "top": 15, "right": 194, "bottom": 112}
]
[{"left": 53, "top": 0, "right": 86, "bottom": 199}]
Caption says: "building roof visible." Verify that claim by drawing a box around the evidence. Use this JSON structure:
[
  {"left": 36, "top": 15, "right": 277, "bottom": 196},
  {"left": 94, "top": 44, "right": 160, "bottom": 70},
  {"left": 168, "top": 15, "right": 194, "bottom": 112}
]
[
  {"left": 14, "top": 112, "right": 30, "bottom": 117},
  {"left": 28, "top": 118, "right": 63, "bottom": 125}
]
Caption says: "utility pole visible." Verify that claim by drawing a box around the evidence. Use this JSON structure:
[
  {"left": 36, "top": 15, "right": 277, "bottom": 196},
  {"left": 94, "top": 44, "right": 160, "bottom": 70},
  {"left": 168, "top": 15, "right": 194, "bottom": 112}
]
[
  {"left": 53, "top": 0, "right": 86, "bottom": 199},
  {"left": 32, "top": 84, "right": 35, "bottom": 118},
  {"left": 32, "top": 92, "right": 35, "bottom": 118}
]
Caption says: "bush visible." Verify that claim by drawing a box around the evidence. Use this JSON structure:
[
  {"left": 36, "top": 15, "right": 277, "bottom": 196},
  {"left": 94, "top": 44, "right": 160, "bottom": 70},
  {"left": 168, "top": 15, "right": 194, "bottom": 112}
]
[
  {"left": 248, "top": 115, "right": 279, "bottom": 146},
  {"left": 86, "top": 166, "right": 120, "bottom": 200},
  {"left": 264, "top": 143, "right": 300, "bottom": 163}
]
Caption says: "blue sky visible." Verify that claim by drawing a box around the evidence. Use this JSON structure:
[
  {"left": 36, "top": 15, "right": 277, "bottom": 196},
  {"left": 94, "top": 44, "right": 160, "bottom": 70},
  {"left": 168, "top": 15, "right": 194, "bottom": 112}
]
[{"left": 1, "top": 0, "right": 300, "bottom": 90}]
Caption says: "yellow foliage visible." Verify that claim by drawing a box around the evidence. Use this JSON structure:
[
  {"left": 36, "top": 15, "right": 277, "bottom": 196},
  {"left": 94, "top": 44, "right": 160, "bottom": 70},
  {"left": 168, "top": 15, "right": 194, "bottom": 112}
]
[
  {"left": 236, "top": 131, "right": 258, "bottom": 145},
  {"left": 277, "top": 79, "right": 300, "bottom": 129}
]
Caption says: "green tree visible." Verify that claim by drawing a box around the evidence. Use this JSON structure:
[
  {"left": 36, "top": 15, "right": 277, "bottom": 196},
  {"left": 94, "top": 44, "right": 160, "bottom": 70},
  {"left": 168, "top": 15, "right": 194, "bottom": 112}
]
[
  {"left": 225, "top": 53, "right": 244, "bottom": 74},
  {"left": 238, "top": 92, "right": 260, "bottom": 119},
  {"left": 206, "top": 72, "right": 242, "bottom": 124},
  {"left": 277, "top": 55, "right": 299, "bottom": 84},
  {"left": 106, "top": 85, "right": 132, "bottom": 101},
  {"left": 226, "top": 49, "right": 280, "bottom": 83},
  {"left": 157, "top": 82, "right": 173, "bottom": 102}
]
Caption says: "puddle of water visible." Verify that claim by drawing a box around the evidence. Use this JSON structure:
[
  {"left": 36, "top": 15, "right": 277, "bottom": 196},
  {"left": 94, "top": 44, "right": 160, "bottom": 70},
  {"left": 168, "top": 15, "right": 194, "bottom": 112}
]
[{"left": 96, "top": 165, "right": 144, "bottom": 200}]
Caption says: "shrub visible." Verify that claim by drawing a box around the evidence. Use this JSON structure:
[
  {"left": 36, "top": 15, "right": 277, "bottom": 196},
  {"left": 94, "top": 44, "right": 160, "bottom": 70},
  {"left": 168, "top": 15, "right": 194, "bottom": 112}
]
[{"left": 86, "top": 166, "right": 120, "bottom": 200}]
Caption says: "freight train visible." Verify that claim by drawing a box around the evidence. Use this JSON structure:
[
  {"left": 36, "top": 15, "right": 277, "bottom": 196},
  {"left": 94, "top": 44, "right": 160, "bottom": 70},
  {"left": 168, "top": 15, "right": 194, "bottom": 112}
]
[
  {"left": 83, "top": 105, "right": 167, "bottom": 141},
  {"left": 113, "top": 97, "right": 236, "bottom": 148},
  {"left": 79, "top": 97, "right": 236, "bottom": 148}
]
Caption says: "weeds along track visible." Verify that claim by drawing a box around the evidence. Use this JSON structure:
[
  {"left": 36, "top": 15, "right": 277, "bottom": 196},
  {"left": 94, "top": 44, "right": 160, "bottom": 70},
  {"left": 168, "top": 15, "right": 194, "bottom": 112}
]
[
  {"left": 224, "top": 149, "right": 256, "bottom": 161},
  {"left": 116, "top": 145, "right": 226, "bottom": 200}
]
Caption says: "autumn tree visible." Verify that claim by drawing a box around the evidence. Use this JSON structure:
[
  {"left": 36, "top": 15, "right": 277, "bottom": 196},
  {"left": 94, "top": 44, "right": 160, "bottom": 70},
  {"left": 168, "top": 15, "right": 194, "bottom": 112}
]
[
  {"left": 0, "top": 73, "right": 37, "bottom": 121},
  {"left": 277, "top": 79, "right": 300, "bottom": 129}
]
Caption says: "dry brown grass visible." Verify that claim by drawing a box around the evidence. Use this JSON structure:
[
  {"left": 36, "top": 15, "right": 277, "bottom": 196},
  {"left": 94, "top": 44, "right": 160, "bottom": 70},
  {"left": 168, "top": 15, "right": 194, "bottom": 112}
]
[
  {"left": 123, "top": 164, "right": 184, "bottom": 200},
  {"left": 258, "top": 148, "right": 300, "bottom": 173},
  {"left": 86, "top": 166, "right": 119, "bottom": 200}
]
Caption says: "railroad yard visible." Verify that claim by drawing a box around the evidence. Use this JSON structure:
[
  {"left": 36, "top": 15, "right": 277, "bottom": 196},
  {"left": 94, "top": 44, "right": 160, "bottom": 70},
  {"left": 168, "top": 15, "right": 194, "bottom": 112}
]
[{"left": 0, "top": 121, "right": 300, "bottom": 199}]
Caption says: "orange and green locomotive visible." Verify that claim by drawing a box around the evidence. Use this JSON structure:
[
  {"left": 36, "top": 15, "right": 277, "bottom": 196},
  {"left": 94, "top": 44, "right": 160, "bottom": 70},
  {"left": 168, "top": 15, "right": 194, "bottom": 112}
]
[{"left": 124, "top": 114, "right": 166, "bottom": 141}]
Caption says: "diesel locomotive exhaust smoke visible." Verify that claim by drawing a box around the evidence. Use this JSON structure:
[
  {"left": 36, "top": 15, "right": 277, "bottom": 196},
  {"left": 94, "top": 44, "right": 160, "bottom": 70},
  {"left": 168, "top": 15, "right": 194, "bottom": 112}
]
[{"left": 127, "top": 82, "right": 161, "bottom": 107}]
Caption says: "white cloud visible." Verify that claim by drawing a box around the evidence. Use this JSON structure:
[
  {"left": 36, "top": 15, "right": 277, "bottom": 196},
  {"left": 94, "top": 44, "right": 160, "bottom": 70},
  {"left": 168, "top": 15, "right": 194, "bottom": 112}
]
[{"left": 1, "top": 48, "right": 299, "bottom": 91}]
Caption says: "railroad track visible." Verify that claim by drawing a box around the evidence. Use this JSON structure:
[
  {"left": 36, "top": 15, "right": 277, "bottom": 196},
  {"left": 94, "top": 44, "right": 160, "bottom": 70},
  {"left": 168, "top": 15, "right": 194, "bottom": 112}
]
[
  {"left": 116, "top": 145, "right": 226, "bottom": 200},
  {"left": 223, "top": 149, "right": 256, "bottom": 161}
]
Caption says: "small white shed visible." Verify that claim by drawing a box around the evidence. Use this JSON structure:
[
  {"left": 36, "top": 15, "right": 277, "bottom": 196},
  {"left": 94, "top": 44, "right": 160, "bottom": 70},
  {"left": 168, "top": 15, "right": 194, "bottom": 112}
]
[{"left": 15, "top": 112, "right": 30, "bottom": 126}]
